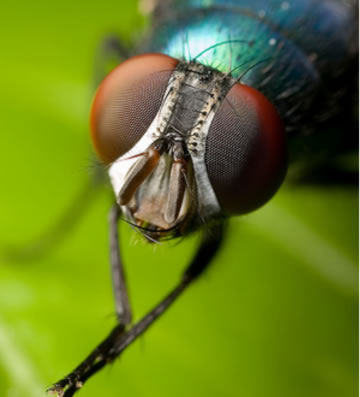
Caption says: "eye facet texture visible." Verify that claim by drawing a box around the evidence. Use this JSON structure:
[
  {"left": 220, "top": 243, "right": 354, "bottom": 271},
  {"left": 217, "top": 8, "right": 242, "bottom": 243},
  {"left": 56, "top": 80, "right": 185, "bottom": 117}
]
[
  {"left": 205, "top": 83, "right": 287, "bottom": 215},
  {"left": 91, "top": 53, "right": 178, "bottom": 163}
]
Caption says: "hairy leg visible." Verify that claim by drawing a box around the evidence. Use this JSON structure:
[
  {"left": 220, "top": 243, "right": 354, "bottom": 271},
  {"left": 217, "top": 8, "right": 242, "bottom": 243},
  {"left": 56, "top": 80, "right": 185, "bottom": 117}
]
[{"left": 48, "top": 220, "right": 225, "bottom": 396}]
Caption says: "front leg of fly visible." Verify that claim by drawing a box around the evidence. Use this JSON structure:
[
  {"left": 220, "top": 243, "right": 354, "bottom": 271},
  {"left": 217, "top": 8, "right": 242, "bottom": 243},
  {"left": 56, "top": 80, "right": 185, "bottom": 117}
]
[
  {"left": 48, "top": 221, "right": 225, "bottom": 397},
  {"left": 93, "top": 35, "right": 131, "bottom": 87},
  {"left": 47, "top": 205, "right": 132, "bottom": 397},
  {"left": 109, "top": 204, "right": 132, "bottom": 324}
]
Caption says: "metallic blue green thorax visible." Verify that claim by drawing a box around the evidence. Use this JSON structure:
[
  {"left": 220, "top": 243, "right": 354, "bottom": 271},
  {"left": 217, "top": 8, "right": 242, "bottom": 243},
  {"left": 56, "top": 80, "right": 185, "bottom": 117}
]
[{"left": 141, "top": 0, "right": 357, "bottom": 132}]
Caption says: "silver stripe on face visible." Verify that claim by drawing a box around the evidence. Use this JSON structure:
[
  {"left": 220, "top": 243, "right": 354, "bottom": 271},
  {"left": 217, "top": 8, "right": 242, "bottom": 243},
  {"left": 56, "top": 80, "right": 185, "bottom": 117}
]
[
  {"left": 108, "top": 60, "right": 235, "bottom": 235},
  {"left": 183, "top": 63, "right": 234, "bottom": 222}
]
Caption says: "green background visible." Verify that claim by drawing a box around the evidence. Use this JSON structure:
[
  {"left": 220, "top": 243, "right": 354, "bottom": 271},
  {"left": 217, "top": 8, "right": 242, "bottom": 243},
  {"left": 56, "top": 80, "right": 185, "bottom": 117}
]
[{"left": 0, "top": 1, "right": 358, "bottom": 397}]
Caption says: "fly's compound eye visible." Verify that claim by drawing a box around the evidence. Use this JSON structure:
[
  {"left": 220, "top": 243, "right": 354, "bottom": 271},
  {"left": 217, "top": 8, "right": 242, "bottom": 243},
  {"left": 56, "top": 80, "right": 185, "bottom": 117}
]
[
  {"left": 91, "top": 53, "right": 179, "bottom": 163},
  {"left": 205, "top": 84, "right": 287, "bottom": 215}
]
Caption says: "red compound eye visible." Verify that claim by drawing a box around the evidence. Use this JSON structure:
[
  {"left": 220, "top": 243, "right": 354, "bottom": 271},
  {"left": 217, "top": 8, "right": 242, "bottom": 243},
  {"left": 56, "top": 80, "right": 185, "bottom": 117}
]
[
  {"left": 91, "top": 53, "right": 178, "bottom": 163},
  {"left": 205, "top": 83, "right": 287, "bottom": 215}
]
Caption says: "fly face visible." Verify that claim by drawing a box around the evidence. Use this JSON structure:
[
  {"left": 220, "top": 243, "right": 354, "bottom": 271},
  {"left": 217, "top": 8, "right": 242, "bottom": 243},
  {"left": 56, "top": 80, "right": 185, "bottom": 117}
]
[{"left": 91, "top": 54, "right": 287, "bottom": 241}]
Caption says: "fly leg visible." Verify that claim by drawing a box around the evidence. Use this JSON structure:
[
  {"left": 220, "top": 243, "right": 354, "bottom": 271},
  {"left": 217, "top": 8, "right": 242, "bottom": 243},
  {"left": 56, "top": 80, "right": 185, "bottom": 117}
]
[
  {"left": 48, "top": 203, "right": 133, "bottom": 397},
  {"left": 48, "top": 221, "right": 225, "bottom": 397},
  {"left": 109, "top": 204, "right": 132, "bottom": 324},
  {"left": 93, "top": 34, "right": 130, "bottom": 87}
]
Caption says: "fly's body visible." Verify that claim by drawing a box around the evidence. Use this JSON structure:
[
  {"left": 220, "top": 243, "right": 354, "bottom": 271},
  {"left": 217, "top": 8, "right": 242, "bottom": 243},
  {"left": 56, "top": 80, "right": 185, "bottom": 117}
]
[
  {"left": 91, "top": 0, "right": 357, "bottom": 240},
  {"left": 49, "top": 1, "right": 358, "bottom": 395}
]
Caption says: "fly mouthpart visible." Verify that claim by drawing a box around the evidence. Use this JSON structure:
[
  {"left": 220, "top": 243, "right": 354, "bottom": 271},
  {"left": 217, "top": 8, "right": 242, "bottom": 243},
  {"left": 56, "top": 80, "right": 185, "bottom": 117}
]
[
  {"left": 164, "top": 160, "right": 187, "bottom": 225},
  {"left": 118, "top": 145, "right": 196, "bottom": 238},
  {"left": 118, "top": 147, "right": 161, "bottom": 206}
]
